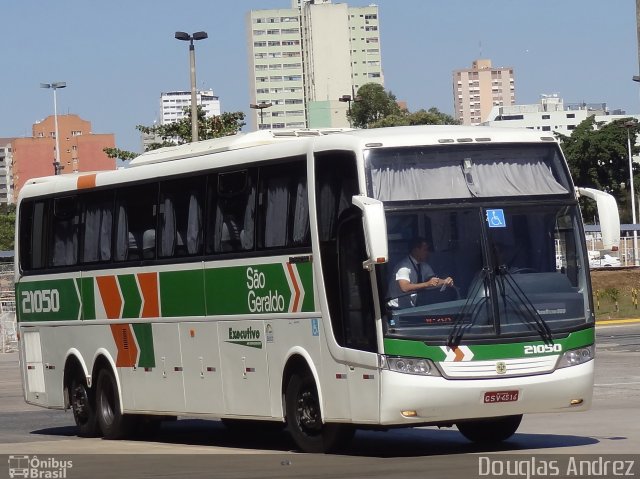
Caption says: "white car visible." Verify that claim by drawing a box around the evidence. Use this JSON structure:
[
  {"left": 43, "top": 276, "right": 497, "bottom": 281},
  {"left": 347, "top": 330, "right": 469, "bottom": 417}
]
[{"left": 589, "top": 254, "right": 621, "bottom": 268}]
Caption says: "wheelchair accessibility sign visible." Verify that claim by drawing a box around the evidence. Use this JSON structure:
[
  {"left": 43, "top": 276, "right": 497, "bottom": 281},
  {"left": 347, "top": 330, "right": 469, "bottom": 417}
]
[{"left": 486, "top": 209, "right": 506, "bottom": 228}]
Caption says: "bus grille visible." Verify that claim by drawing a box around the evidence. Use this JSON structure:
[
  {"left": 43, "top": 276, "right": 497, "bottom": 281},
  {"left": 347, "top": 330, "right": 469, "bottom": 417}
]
[{"left": 439, "top": 355, "right": 559, "bottom": 379}]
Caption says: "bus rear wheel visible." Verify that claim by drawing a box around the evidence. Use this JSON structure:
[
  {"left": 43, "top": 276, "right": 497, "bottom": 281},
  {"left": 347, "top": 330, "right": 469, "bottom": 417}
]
[
  {"left": 96, "top": 368, "right": 135, "bottom": 439},
  {"left": 456, "top": 414, "right": 522, "bottom": 443},
  {"left": 70, "top": 378, "right": 100, "bottom": 437},
  {"left": 285, "top": 373, "right": 354, "bottom": 453}
]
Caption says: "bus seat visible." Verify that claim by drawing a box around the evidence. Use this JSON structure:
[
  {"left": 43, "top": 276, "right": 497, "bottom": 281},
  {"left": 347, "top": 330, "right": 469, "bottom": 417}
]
[
  {"left": 128, "top": 232, "right": 140, "bottom": 260},
  {"left": 221, "top": 218, "right": 240, "bottom": 252},
  {"left": 142, "top": 229, "right": 156, "bottom": 259}
]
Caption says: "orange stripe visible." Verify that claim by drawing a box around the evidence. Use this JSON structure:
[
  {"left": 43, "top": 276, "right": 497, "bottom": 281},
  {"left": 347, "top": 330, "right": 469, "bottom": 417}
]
[
  {"left": 96, "top": 276, "right": 122, "bottom": 319},
  {"left": 109, "top": 324, "right": 138, "bottom": 368},
  {"left": 286, "top": 263, "right": 301, "bottom": 312},
  {"left": 77, "top": 174, "right": 97, "bottom": 190},
  {"left": 453, "top": 347, "right": 464, "bottom": 362},
  {"left": 138, "top": 272, "right": 160, "bottom": 318}
]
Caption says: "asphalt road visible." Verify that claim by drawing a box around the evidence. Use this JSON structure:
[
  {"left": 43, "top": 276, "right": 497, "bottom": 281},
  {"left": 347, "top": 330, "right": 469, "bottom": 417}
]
[{"left": 0, "top": 323, "right": 638, "bottom": 479}]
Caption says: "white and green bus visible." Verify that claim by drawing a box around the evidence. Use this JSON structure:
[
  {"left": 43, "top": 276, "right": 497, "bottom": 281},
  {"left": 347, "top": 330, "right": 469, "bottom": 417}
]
[{"left": 15, "top": 126, "right": 615, "bottom": 453}]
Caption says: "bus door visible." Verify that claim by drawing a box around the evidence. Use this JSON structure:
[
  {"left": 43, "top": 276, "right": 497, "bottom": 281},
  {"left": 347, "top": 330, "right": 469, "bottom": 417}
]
[{"left": 336, "top": 211, "right": 380, "bottom": 423}]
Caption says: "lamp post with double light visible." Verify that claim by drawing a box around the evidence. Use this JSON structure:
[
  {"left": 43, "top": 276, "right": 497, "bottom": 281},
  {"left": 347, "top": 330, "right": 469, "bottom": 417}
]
[
  {"left": 250, "top": 102, "right": 272, "bottom": 129},
  {"left": 40, "top": 82, "right": 66, "bottom": 175},
  {"left": 175, "top": 31, "right": 208, "bottom": 142},
  {"left": 338, "top": 94, "right": 360, "bottom": 128}
]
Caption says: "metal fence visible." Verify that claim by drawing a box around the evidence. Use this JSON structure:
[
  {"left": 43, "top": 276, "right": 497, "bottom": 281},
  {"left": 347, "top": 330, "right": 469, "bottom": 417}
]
[
  {"left": 0, "top": 262, "right": 16, "bottom": 353},
  {"left": 586, "top": 234, "right": 640, "bottom": 266}
]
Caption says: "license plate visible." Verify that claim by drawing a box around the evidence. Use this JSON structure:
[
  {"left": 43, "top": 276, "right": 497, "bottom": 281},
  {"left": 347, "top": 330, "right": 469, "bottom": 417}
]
[{"left": 484, "top": 390, "right": 519, "bottom": 403}]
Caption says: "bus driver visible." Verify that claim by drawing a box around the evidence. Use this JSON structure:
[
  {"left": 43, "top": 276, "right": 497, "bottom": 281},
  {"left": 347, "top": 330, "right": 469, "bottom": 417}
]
[{"left": 387, "top": 237, "right": 454, "bottom": 309}]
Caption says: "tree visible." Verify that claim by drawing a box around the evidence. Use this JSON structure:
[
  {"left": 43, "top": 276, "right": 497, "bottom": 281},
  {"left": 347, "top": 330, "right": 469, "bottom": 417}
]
[
  {"left": 369, "top": 107, "right": 459, "bottom": 128},
  {"left": 350, "top": 83, "right": 402, "bottom": 128},
  {"left": 557, "top": 116, "right": 640, "bottom": 223},
  {"left": 0, "top": 204, "right": 16, "bottom": 251},
  {"left": 350, "top": 83, "right": 458, "bottom": 129},
  {"left": 105, "top": 106, "right": 246, "bottom": 161}
]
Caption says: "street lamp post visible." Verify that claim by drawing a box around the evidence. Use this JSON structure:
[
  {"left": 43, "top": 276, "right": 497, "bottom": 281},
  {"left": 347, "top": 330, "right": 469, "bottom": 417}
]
[
  {"left": 40, "top": 82, "right": 66, "bottom": 175},
  {"left": 175, "top": 31, "right": 208, "bottom": 142},
  {"left": 624, "top": 120, "right": 639, "bottom": 266},
  {"left": 338, "top": 94, "right": 360, "bottom": 128},
  {"left": 250, "top": 102, "right": 272, "bottom": 128}
]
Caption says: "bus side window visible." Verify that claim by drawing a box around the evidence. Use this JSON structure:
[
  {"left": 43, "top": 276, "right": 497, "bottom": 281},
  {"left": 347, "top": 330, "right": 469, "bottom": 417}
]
[
  {"left": 50, "top": 196, "right": 79, "bottom": 268},
  {"left": 258, "top": 160, "right": 309, "bottom": 249},
  {"left": 211, "top": 169, "right": 256, "bottom": 253},
  {"left": 114, "top": 183, "right": 158, "bottom": 262},
  {"left": 81, "top": 192, "right": 113, "bottom": 264},
  {"left": 19, "top": 200, "right": 48, "bottom": 271},
  {"left": 159, "top": 177, "right": 205, "bottom": 258},
  {"left": 114, "top": 204, "right": 128, "bottom": 261},
  {"left": 291, "top": 176, "right": 310, "bottom": 246}
]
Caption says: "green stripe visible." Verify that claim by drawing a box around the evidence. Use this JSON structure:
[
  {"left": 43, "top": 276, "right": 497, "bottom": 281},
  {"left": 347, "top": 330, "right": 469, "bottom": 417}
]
[
  {"left": 16, "top": 279, "right": 80, "bottom": 322},
  {"left": 118, "top": 275, "right": 142, "bottom": 319},
  {"left": 16, "top": 260, "right": 316, "bottom": 321},
  {"left": 160, "top": 269, "right": 206, "bottom": 317},
  {"left": 80, "top": 277, "right": 96, "bottom": 320},
  {"left": 297, "top": 263, "right": 314, "bottom": 312},
  {"left": 383, "top": 328, "right": 595, "bottom": 361},
  {"left": 132, "top": 323, "right": 155, "bottom": 367}
]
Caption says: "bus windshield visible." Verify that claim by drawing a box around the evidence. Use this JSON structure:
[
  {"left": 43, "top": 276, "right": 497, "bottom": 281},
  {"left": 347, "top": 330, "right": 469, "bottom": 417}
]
[
  {"left": 366, "top": 143, "right": 572, "bottom": 201},
  {"left": 379, "top": 204, "right": 591, "bottom": 343}
]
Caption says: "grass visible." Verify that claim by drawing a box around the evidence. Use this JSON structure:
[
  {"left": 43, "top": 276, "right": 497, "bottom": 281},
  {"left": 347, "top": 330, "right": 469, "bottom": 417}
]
[
  {"left": 590, "top": 269, "right": 640, "bottom": 320},
  {"left": 593, "top": 291, "right": 640, "bottom": 320}
]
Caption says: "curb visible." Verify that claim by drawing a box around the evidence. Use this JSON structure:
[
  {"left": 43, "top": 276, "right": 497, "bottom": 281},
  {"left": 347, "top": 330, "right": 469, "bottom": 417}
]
[{"left": 595, "top": 318, "right": 640, "bottom": 326}]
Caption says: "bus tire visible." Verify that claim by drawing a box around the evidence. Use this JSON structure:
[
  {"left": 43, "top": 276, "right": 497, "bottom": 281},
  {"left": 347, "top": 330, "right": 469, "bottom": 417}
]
[
  {"left": 70, "top": 377, "right": 100, "bottom": 437},
  {"left": 95, "top": 368, "right": 135, "bottom": 439},
  {"left": 456, "top": 414, "right": 522, "bottom": 443},
  {"left": 285, "top": 372, "right": 354, "bottom": 453}
]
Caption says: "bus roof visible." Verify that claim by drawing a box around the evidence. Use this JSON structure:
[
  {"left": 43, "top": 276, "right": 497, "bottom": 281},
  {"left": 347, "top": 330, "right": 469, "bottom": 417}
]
[
  {"left": 18, "top": 125, "right": 558, "bottom": 201},
  {"left": 130, "top": 125, "right": 557, "bottom": 166}
]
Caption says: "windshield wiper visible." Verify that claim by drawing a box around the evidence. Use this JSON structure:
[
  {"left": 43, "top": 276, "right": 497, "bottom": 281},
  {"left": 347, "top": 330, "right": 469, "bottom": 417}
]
[
  {"left": 496, "top": 265, "right": 554, "bottom": 344},
  {"left": 446, "top": 267, "right": 490, "bottom": 349}
]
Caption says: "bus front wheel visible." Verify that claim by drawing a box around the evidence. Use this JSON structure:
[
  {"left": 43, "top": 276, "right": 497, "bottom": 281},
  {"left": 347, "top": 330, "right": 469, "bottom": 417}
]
[
  {"left": 96, "top": 368, "right": 135, "bottom": 439},
  {"left": 456, "top": 414, "right": 523, "bottom": 443},
  {"left": 70, "top": 377, "right": 100, "bottom": 437},
  {"left": 285, "top": 373, "right": 354, "bottom": 453}
]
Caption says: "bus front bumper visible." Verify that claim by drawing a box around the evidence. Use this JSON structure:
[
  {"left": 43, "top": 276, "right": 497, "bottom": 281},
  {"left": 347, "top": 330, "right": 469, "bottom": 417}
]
[{"left": 378, "top": 360, "right": 594, "bottom": 425}]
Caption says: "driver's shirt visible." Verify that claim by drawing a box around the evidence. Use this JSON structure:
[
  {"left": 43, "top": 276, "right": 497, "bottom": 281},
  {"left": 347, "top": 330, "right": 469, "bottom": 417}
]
[{"left": 387, "top": 255, "right": 435, "bottom": 309}]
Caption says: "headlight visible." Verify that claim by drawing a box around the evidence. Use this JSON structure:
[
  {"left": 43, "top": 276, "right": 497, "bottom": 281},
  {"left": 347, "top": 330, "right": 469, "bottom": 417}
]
[
  {"left": 381, "top": 356, "right": 441, "bottom": 376},
  {"left": 556, "top": 345, "right": 595, "bottom": 369}
]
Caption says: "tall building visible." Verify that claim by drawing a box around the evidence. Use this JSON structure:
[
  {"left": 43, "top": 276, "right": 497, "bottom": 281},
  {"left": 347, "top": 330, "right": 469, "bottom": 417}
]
[
  {"left": 453, "top": 59, "right": 515, "bottom": 125},
  {"left": 0, "top": 139, "right": 14, "bottom": 204},
  {"left": 159, "top": 90, "right": 221, "bottom": 125},
  {"left": 12, "top": 114, "right": 116, "bottom": 201},
  {"left": 247, "top": 0, "right": 383, "bottom": 130}
]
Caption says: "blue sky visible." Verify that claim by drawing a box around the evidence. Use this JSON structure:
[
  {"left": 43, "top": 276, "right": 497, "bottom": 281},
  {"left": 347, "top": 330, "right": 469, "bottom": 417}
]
[{"left": 1, "top": 0, "right": 638, "bottom": 153}]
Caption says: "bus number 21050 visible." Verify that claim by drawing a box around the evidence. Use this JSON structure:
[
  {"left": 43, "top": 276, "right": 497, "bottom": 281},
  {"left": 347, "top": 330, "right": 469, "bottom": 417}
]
[{"left": 21, "top": 289, "right": 60, "bottom": 314}]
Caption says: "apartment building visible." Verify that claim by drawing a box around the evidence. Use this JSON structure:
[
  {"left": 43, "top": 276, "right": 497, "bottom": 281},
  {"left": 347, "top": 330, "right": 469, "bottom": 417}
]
[
  {"left": 453, "top": 59, "right": 515, "bottom": 125},
  {"left": 0, "top": 139, "right": 13, "bottom": 204},
  {"left": 11, "top": 114, "right": 115, "bottom": 200},
  {"left": 247, "top": 0, "right": 383, "bottom": 130},
  {"left": 160, "top": 90, "right": 221, "bottom": 125}
]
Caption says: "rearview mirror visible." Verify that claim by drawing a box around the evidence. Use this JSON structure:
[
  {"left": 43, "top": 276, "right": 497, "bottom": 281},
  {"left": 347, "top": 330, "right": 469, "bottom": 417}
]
[{"left": 352, "top": 195, "right": 388, "bottom": 269}]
